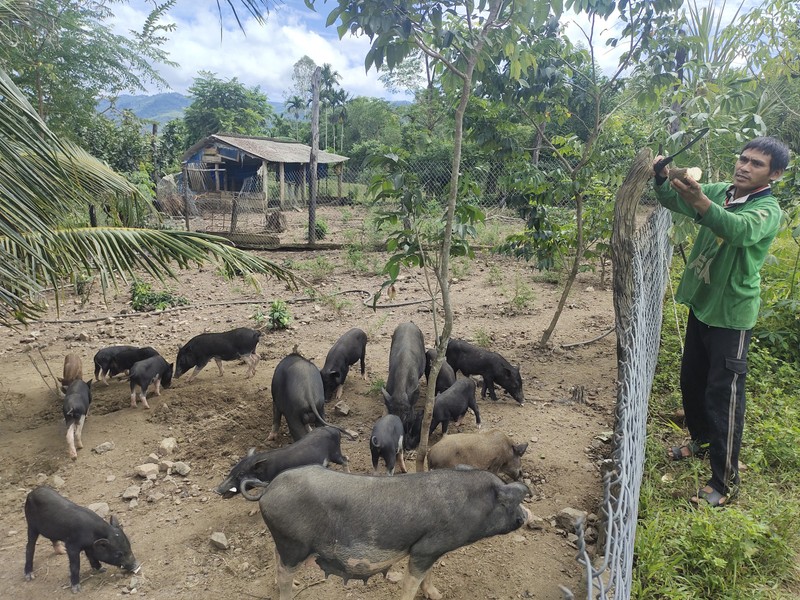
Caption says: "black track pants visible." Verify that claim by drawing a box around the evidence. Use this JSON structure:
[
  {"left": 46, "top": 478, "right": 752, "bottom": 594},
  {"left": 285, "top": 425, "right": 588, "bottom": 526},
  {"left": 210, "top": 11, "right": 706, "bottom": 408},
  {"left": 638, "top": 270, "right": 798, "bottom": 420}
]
[{"left": 680, "top": 310, "right": 751, "bottom": 496}]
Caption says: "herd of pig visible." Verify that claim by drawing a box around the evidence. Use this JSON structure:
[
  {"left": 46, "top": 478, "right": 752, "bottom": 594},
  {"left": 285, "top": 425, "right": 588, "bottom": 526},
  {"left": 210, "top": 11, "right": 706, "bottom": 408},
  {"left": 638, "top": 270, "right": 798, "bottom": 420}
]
[{"left": 26, "top": 322, "right": 532, "bottom": 599}]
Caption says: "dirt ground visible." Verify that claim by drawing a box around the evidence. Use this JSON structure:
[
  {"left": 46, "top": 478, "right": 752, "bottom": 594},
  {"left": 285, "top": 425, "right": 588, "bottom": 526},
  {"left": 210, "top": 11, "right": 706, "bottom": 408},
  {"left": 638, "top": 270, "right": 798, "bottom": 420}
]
[{"left": 0, "top": 208, "right": 618, "bottom": 600}]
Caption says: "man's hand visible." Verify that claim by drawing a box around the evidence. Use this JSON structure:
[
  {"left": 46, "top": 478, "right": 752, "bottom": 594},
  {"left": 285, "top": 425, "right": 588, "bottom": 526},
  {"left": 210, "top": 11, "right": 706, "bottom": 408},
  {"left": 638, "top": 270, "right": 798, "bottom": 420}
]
[
  {"left": 670, "top": 174, "right": 712, "bottom": 216},
  {"left": 652, "top": 155, "right": 669, "bottom": 180}
]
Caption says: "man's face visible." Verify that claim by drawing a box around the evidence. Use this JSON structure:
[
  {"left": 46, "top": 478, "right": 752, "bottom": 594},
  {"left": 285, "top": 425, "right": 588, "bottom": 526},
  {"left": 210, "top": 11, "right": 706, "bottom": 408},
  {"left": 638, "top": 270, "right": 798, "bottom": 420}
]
[{"left": 734, "top": 148, "right": 782, "bottom": 195}]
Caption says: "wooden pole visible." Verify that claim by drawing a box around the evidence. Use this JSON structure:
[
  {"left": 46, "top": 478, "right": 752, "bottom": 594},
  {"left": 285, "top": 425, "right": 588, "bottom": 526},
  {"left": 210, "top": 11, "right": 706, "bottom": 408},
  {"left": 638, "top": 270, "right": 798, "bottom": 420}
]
[
  {"left": 279, "top": 162, "right": 285, "bottom": 209},
  {"left": 182, "top": 164, "right": 190, "bottom": 231},
  {"left": 309, "top": 67, "right": 320, "bottom": 244},
  {"left": 336, "top": 163, "right": 343, "bottom": 201}
]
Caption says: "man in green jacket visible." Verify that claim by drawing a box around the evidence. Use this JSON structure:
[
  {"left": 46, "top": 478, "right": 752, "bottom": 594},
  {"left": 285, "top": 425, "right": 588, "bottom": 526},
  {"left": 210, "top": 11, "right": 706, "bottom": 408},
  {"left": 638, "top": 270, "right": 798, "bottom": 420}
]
[{"left": 653, "top": 136, "right": 789, "bottom": 507}]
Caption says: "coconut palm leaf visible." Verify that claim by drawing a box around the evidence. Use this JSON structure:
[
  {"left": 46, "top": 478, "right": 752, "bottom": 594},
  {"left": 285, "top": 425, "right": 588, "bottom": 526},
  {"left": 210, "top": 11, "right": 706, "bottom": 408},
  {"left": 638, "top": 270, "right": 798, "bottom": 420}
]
[
  {"left": 1, "top": 68, "right": 295, "bottom": 326},
  {"left": 1, "top": 227, "right": 296, "bottom": 326}
]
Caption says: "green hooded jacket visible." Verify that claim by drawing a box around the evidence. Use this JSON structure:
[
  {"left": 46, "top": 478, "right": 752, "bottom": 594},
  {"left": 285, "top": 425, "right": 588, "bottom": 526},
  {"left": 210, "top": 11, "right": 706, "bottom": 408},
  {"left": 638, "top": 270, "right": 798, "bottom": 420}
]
[{"left": 654, "top": 181, "right": 781, "bottom": 330}]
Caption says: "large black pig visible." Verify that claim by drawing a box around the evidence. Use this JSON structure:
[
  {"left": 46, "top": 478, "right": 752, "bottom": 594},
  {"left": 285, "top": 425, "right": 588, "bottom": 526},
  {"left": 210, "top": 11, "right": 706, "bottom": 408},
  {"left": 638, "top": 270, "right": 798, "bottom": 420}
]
[
  {"left": 24, "top": 486, "right": 140, "bottom": 593},
  {"left": 381, "top": 322, "right": 426, "bottom": 428},
  {"left": 174, "top": 327, "right": 261, "bottom": 382},
  {"left": 248, "top": 465, "right": 530, "bottom": 600},
  {"left": 215, "top": 427, "right": 349, "bottom": 498},
  {"left": 320, "top": 328, "right": 368, "bottom": 401},
  {"left": 446, "top": 338, "right": 524, "bottom": 404},
  {"left": 269, "top": 353, "right": 352, "bottom": 442}
]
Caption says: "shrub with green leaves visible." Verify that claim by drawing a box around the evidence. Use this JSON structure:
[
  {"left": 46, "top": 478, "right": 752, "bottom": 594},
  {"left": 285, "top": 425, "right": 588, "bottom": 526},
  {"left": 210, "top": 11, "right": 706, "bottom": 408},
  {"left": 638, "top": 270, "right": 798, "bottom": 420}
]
[
  {"left": 267, "top": 300, "right": 292, "bottom": 330},
  {"left": 130, "top": 281, "right": 188, "bottom": 312}
]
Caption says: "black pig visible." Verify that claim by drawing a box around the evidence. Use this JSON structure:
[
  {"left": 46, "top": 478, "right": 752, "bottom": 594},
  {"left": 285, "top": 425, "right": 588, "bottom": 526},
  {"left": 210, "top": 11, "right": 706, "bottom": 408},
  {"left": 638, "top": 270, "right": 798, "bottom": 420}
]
[
  {"left": 248, "top": 465, "right": 530, "bottom": 600},
  {"left": 446, "top": 338, "right": 524, "bottom": 404},
  {"left": 24, "top": 486, "right": 139, "bottom": 593},
  {"left": 174, "top": 327, "right": 261, "bottom": 382},
  {"left": 93, "top": 345, "right": 137, "bottom": 385},
  {"left": 63, "top": 380, "right": 91, "bottom": 460},
  {"left": 215, "top": 427, "right": 349, "bottom": 498},
  {"left": 429, "top": 378, "right": 481, "bottom": 436},
  {"left": 128, "top": 355, "right": 173, "bottom": 409},
  {"left": 369, "top": 414, "right": 407, "bottom": 476},
  {"left": 269, "top": 353, "right": 353, "bottom": 442},
  {"left": 381, "top": 322, "right": 426, "bottom": 428},
  {"left": 320, "top": 328, "right": 367, "bottom": 401}
]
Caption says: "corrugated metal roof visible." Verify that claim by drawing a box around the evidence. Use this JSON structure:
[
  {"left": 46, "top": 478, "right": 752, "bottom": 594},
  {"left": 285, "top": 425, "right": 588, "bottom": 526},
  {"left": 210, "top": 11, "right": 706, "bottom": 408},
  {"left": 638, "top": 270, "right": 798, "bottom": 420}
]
[{"left": 182, "top": 134, "right": 349, "bottom": 165}]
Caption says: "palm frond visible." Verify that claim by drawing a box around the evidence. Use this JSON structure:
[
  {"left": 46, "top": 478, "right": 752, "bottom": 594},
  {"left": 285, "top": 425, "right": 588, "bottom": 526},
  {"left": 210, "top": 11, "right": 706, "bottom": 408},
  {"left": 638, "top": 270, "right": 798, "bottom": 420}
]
[{"left": 1, "top": 227, "right": 296, "bottom": 326}]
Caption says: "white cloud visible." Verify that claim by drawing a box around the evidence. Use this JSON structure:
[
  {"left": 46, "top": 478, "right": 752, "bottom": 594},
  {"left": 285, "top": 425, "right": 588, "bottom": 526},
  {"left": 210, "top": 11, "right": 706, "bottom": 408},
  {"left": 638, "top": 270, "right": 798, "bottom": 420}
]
[{"left": 111, "top": 1, "right": 408, "bottom": 101}]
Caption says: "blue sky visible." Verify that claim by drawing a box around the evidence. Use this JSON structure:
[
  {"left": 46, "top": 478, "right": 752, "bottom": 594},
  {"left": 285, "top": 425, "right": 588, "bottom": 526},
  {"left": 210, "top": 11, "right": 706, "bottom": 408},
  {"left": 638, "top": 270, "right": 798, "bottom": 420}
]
[{"left": 111, "top": 1, "right": 751, "bottom": 103}]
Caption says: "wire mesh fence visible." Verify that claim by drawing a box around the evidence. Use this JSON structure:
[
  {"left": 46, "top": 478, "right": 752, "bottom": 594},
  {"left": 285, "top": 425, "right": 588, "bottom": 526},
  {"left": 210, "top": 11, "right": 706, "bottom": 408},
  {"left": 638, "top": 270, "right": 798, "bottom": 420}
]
[
  {"left": 564, "top": 206, "right": 672, "bottom": 599},
  {"left": 156, "top": 157, "right": 568, "bottom": 246}
]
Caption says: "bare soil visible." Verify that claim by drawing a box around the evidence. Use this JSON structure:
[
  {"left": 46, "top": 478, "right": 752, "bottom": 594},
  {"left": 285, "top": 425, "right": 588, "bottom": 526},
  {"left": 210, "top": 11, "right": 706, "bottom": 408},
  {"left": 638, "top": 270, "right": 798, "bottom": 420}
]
[{"left": 0, "top": 208, "right": 617, "bottom": 600}]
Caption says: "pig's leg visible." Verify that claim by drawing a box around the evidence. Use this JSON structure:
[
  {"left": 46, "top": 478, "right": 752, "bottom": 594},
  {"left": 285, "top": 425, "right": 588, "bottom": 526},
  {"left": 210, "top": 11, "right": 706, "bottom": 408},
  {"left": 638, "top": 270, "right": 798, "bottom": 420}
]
[
  {"left": 66, "top": 544, "right": 83, "bottom": 593},
  {"left": 24, "top": 527, "right": 39, "bottom": 581},
  {"left": 268, "top": 403, "right": 282, "bottom": 441},
  {"left": 275, "top": 548, "right": 299, "bottom": 600},
  {"left": 397, "top": 448, "right": 408, "bottom": 474},
  {"left": 84, "top": 547, "right": 107, "bottom": 573},
  {"left": 154, "top": 376, "right": 162, "bottom": 396},
  {"left": 131, "top": 385, "right": 141, "bottom": 408},
  {"left": 66, "top": 422, "right": 78, "bottom": 459},
  {"left": 75, "top": 415, "right": 86, "bottom": 450},
  {"left": 360, "top": 352, "right": 366, "bottom": 379},
  {"left": 335, "top": 384, "right": 343, "bottom": 400},
  {"left": 246, "top": 353, "right": 259, "bottom": 378},
  {"left": 420, "top": 569, "right": 443, "bottom": 600},
  {"left": 398, "top": 561, "right": 430, "bottom": 600},
  {"left": 485, "top": 376, "right": 499, "bottom": 401},
  {"left": 215, "top": 358, "right": 225, "bottom": 377},
  {"left": 471, "top": 398, "right": 481, "bottom": 429},
  {"left": 140, "top": 387, "right": 151, "bottom": 410},
  {"left": 186, "top": 365, "right": 204, "bottom": 383}
]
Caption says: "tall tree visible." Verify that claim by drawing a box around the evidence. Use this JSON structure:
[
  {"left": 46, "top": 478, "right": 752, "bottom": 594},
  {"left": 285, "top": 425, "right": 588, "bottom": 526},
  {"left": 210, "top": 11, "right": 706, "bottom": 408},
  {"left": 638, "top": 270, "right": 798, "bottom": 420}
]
[
  {"left": 285, "top": 95, "right": 306, "bottom": 141},
  {"left": 0, "top": 0, "right": 175, "bottom": 139},
  {"left": 183, "top": 71, "right": 275, "bottom": 144},
  {"left": 287, "top": 55, "right": 317, "bottom": 103},
  {"left": 319, "top": 63, "right": 341, "bottom": 149}
]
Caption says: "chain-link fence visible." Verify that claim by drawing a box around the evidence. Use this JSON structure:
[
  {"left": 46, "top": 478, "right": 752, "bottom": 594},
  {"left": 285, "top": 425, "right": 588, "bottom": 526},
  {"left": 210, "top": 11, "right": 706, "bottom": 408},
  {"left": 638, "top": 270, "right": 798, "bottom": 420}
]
[
  {"left": 156, "top": 158, "right": 568, "bottom": 246},
  {"left": 564, "top": 206, "right": 672, "bottom": 599}
]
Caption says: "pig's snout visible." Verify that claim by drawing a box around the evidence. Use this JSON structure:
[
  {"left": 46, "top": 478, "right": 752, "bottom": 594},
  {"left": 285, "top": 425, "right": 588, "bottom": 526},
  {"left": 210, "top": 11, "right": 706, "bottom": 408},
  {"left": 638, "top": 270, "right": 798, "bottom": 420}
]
[
  {"left": 125, "top": 559, "right": 141, "bottom": 574},
  {"left": 519, "top": 506, "right": 532, "bottom": 527}
]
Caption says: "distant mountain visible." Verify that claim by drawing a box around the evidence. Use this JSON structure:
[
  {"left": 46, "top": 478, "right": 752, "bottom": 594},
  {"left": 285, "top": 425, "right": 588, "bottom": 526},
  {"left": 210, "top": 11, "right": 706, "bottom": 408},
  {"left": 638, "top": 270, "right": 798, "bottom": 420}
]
[{"left": 97, "top": 93, "right": 287, "bottom": 126}]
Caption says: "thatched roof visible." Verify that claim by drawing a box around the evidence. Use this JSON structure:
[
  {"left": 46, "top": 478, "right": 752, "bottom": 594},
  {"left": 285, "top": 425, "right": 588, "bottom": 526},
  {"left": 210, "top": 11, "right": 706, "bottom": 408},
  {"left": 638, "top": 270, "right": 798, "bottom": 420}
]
[{"left": 182, "top": 133, "right": 349, "bottom": 165}]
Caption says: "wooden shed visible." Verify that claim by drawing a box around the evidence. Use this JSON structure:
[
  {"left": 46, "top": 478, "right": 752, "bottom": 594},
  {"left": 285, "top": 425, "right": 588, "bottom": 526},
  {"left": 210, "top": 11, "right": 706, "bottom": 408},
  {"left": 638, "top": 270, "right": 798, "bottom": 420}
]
[{"left": 181, "top": 133, "right": 349, "bottom": 211}]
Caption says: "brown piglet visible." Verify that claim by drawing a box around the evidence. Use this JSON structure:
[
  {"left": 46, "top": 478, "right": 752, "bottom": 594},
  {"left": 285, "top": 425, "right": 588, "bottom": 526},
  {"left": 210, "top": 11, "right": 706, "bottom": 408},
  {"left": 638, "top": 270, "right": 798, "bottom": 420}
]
[{"left": 58, "top": 354, "right": 83, "bottom": 393}]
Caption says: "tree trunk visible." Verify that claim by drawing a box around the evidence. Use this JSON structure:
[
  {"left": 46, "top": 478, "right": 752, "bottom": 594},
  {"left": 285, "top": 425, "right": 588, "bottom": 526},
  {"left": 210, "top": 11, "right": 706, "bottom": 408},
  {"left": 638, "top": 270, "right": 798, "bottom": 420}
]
[
  {"left": 308, "top": 68, "right": 320, "bottom": 244},
  {"left": 415, "top": 0, "right": 504, "bottom": 473}
]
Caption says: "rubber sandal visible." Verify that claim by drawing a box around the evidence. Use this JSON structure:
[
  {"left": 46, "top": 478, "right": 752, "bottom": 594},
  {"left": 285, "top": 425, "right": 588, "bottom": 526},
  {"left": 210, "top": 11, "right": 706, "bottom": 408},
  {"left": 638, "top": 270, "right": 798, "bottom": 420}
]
[
  {"left": 668, "top": 440, "right": 706, "bottom": 461},
  {"left": 690, "top": 486, "right": 730, "bottom": 508}
]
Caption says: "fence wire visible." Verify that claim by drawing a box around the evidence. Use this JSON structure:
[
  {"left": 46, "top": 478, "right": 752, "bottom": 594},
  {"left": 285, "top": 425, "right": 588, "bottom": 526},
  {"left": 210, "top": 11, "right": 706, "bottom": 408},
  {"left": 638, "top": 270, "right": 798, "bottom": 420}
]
[{"left": 565, "top": 206, "right": 673, "bottom": 599}]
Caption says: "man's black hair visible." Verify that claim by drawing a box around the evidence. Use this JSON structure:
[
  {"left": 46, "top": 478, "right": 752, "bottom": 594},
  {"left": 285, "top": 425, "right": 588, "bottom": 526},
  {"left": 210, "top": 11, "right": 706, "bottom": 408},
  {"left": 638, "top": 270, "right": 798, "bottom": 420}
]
[{"left": 742, "top": 136, "right": 790, "bottom": 172}]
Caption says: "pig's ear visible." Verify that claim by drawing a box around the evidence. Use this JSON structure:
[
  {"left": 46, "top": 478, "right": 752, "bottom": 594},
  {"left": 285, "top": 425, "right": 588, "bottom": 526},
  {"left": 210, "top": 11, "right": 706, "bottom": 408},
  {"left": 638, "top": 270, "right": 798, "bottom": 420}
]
[
  {"left": 94, "top": 539, "right": 112, "bottom": 553},
  {"left": 176, "top": 344, "right": 182, "bottom": 352},
  {"left": 246, "top": 447, "right": 256, "bottom": 457},
  {"left": 513, "top": 442, "right": 528, "bottom": 457},
  {"left": 496, "top": 482, "right": 530, "bottom": 505},
  {"left": 109, "top": 515, "right": 121, "bottom": 528},
  {"left": 381, "top": 388, "right": 391, "bottom": 404}
]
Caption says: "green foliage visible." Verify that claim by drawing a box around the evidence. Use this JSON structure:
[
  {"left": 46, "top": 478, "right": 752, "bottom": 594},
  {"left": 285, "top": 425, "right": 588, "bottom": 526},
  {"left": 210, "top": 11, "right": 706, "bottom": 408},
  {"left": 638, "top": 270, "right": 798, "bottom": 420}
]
[
  {"left": 130, "top": 281, "right": 187, "bottom": 312},
  {"left": 312, "top": 219, "right": 329, "bottom": 241},
  {"left": 288, "top": 256, "right": 335, "bottom": 282},
  {"left": 266, "top": 300, "right": 292, "bottom": 330},
  {"left": 0, "top": 0, "right": 174, "bottom": 138},
  {"left": 366, "top": 151, "right": 484, "bottom": 299},
  {"left": 473, "top": 329, "right": 491, "bottom": 349},
  {"left": 368, "top": 377, "right": 386, "bottom": 394},
  {"left": 509, "top": 277, "right": 535, "bottom": 309},
  {"left": 345, "top": 244, "right": 368, "bottom": 272},
  {"left": 486, "top": 265, "right": 503, "bottom": 286},
  {"left": 183, "top": 71, "right": 275, "bottom": 144}
]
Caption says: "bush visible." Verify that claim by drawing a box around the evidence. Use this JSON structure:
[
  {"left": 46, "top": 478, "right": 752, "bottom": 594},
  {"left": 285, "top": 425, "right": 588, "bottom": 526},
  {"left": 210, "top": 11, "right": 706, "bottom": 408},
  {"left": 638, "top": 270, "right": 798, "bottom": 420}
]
[
  {"left": 266, "top": 300, "right": 292, "bottom": 330},
  {"left": 130, "top": 281, "right": 188, "bottom": 312}
]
